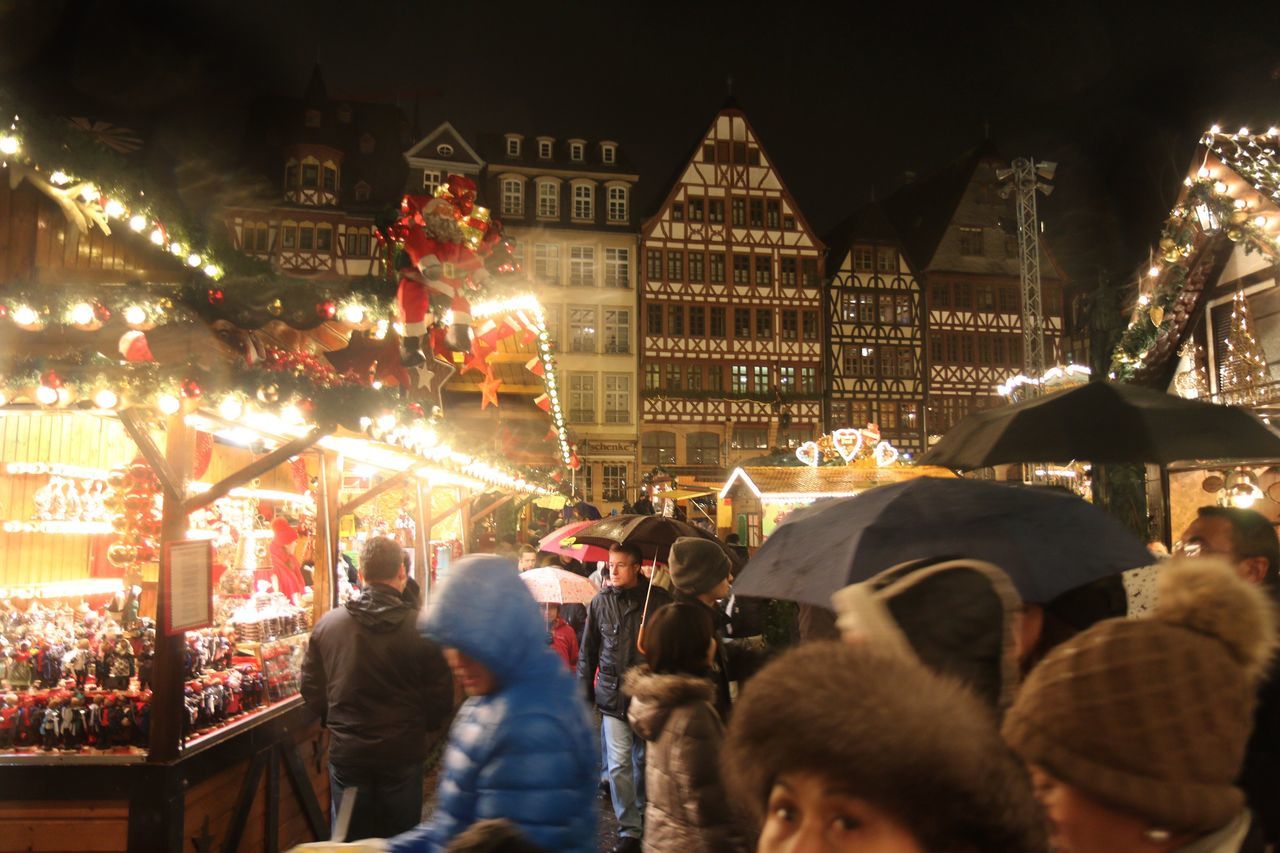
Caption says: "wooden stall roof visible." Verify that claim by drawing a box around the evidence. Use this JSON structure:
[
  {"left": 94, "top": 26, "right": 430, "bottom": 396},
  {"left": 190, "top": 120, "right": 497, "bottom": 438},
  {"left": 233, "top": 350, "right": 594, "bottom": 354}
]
[{"left": 722, "top": 464, "right": 956, "bottom": 499}]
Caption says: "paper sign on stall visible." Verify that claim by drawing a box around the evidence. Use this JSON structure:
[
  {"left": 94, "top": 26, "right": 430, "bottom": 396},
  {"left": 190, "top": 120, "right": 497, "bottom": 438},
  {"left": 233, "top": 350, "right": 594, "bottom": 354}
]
[{"left": 164, "top": 540, "right": 213, "bottom": 635}]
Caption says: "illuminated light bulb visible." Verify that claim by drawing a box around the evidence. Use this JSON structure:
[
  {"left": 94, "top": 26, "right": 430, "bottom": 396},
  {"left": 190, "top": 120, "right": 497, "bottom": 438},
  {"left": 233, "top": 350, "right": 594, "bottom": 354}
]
[
  {"left": 1147, "top": 266, "right": 1160, "bottom": 278},
  {"left": 371, "top": 320, "right": 388, "bottom": 340},
  {"left": 12, "top": 305, "right": 39, "bottom": 326},
  {"left": 203, "top": 264, "right": 221, "bottom": 278},
  {"left": 341, "top": 304, "right": 365, "bottom": 323},
  {"left": 103, "top": 199, "right": 125, "bottom": 218},
  {"left": 1255, "top": 216, "right": 1268, "bottom": 227},
  {"left": 0, "top": 134, "right": 19, "bottom": 155},
  {"left": 186, "top": 253, "right": 201, "bottom": 267},
  {"left": 1214, "top": 181, "right": 1229, "bottom": 194},
  {"left": 377, "top": 414, "right": 397, "bottom": 432},
  {"left": 1234, "top": 198, "right": 1247, "bottom": 209},
  {"left": 1240, "top": 127, "right": 1250, "bottom": 136},
  {"left": 50, "top": 170, "right": 70, "bottom": 186},
  {"left": 371, "top": 381, "right": 383, "bottom": 390},
  {"left": 79, "top": 185, "right": 99, "bottom": 203},
  {"left": 218, "top": 395, "right": 244, "bottom": 420},
  {"left": 169, "top": 242, "right": 184, "bottom": 257},
  {"left": 1198, "top": 166, "right": 1211, "bottom": 178},
  {"left": 93, "top": 389, "right": 118, "bottom": 410},
  {"left": 70, "top": 302, "right": 94, "bottom": 326},
  {"left": 1210, "top": 124, "right": 1222, "bottom": 134},
  {"left": 129, "top": 214, "right": 146, "bottom": 232},
  {"left": 281, "top": 404, "right": 304, "bottom": 425},
  {"left": 359, "top": 417, "right": 372, "bottom": 430},
  {"left": 123, "top": 305, "right": 146, "bottom": 326},
  {"left": 55, "top": 387, "right": 74, "bottom": 406},
  {"left": 149, "top": 229, "right": 164, "bottom": 246},
  {"left": 157, "top": 394, "right": 181, "bottom": 416},
  {"left": 35, "top": 385, "right": 58, "bottom": 406}
]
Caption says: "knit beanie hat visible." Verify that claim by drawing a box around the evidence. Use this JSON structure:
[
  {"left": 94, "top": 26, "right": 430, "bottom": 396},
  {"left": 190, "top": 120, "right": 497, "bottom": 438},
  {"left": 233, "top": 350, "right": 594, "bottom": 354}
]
[
  {"left": 668, "top": 537, "right": 731, "bottom": 597},
  {"left": 1003, "top": 558, "right": 1279, "bottom": 833}
]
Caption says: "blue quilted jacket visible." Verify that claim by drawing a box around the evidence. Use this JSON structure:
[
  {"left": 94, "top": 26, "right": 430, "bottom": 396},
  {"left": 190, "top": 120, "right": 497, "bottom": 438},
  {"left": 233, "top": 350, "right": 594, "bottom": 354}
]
[{"left": 386, "top": 556, "right": 598, "bottom": 853}]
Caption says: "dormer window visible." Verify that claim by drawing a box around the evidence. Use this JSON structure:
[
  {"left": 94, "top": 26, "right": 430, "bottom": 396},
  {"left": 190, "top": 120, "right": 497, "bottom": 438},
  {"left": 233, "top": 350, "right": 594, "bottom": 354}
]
[
  {"left": 354, "top": 181, "right": 372, "bottom": 202},
  {"left": 436, "top": 143, "right": 454, "bottom": 157},
  {"left": 601, "top": 143, "right": 617, "bottom": 164},
  {"left": 506, "top": 135, "right": 522, "bottom": 157},
  {"left": 570, "top": 141, "right": 584, "bottom": 162},
  {"left": 538, "top": 139, "right": 553, "bottom": 159}
]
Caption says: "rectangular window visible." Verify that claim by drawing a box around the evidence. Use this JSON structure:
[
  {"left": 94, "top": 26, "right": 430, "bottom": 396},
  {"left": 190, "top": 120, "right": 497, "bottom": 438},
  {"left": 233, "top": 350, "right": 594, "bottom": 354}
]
[
  {"left": 752, "top": 365, "right": 771, "bottom": 394},
  {"left": 668, "top": 304, "right": 685, "bottom": 337},
  {"left": 302, "top": 164, "right": 319, "bottom": 187},
  {"left": 502, "top": 179, "right": 523, "bottom": 216},
  {"left": 781, "top": 310, "right": 798, "bottom": 340},
  {"left": 784, "top": 214, "right": 796, "bottom": 230},
  {"left": 802, "top": 258, "right": 820, "bottom": 286},
  {"left": 569, "top": 307, "right": 597, "bottom": 353},
  {"left": 298, "top": 225, "right": 314, "bottom": 250},
  {"left": 322, "top": 167, "right": 337, "bottom": 192},
  {"left": 731, "top": 198, "right": 746, "bottom": 226},
  {"left": 849, "top": 402, "right": 869, "bottom": 427},
  {"left": 732, "top": 142, "right": 748, "bottom": 164},
  {"left": 749, "top": 198, "right": 764, "bottom": 227},
  {"left": 538, "top": 140, "right": 552, "bottom": 159},
  {"left": 856, "top": 293, "right": 876, "bottom": 323},
  {"left": 537, "top": 182, "right": 559, "bottom": 218},
  {"left": 978, "top": 335, "right": 992, "bottom": 364},
  {"left": 959, "top": 226, "right": 984, "bottom": 256},
  {"left": 766, "top": 199, "right": 781, "bottom": 228},
  {"left": 602, "top": 464, "right": 626, "bottom": 501},
  {"left": 1010, "top": 336, "right": 1022, "bottom": 365},
  {"left": 569, "top": 246, "right": 596, "bottom": 286},
  {"left": 716, "top": 141, "right": 731, "bottom": 163},
  {"left": 895, "top": 294, "right": 912, "bottom": 325},
  {"left": 422, "top": 170, "right": 441, "bottom": 193},
  {"left": 999, "top": 286, "right": 1018, "bottom": 313},
  {"left": 688, "top": 252, "right": 704, "bottom": 283},
  {"left": 642, "top": 432, "right": 676, "bottom": 465},
  {"left": 880, "top": 401, "right": 899, "bottom": 431},
  {"left": 878, "top": 294, "right": 896, "bottom": 326},
  {"left": 779, "top": 366, "right": 795, "bottom": 392},
  {"left": 702, "top": 142, "right": 715, "bottom": 161},
  {"left": 665, "top": 363, "right": 682, "bottom": 392},
  {"left": 645, "top": 363, "right": 660, "bottom": 390},
  {"left": 733, "top": 254, "right": 751, "bottom": 284},
  {"left": 603, "top": 308, "right": 630, "bottom": 354},
  {"left": 602, "top": 145, "right": 616, "bottom": 164},
  {"left": 569, "top": 374, "right": 595, "bottom": 423},
  {"left": 976, "top": 285, "right": 995, "bottom": 311},
  {"left": 671, "top": 202, "right": 684, "bottom": 222},
  {"left": 755, "top": 309, "right": 773, "bottom": 339},
  {"left": 604, "top": 247, "right": 630, "bottom": 288},
  {"left": 800, "top": 367, "right": 817, "bottom": 393},
  {"left": 709, "top": 199, "right": 725, "bottom": 223},
  {"left": 754, "top": 255, "right": 772, "bottom": 286},
  {"left": 647, "top": 304, "right": 663, "bottom": 336},
  {"left": 535, "top": 243, "right": 561, "bottom": 282},
  {"left": 689, "top": 197, "right": 704, "bottom": 221},
  {"left": 506, "top": 137, "right": 521, "bottom": 156},
  {"left": 731, "top": 365, "right": 748, "bottom": 394},
  {"left": 707, "top": 364, "right": 723, "bottom": 391},
  {"left": 686, "top": 365, "right": 703, "bottom": 391},
  {"left": 853, "top": 246, "right": 874, "bottom": 271},
  {"left": 946, "top": 334, "right": 960, "bottom": 363},
  {"left": 710, "top": 307, "right": 726, "bottom": 338},
  {"left": 646, "top": 249, "right": 662, "bottom": 282},
  {"left": 843, "top": 346, "right": 875, "bottom": 377},
  {"left": 993, "top": 335, "right": 1006, "bottom": 365},
  {"left": 902, "top": 402, "right": 920, "bottom": 429},
  {"left": 316, "top": 225, "right": 332, "bottom": 251},
  {"left": 876, "top": 248, "right": 896, "bottom": 273},
  {"left": 778, "top": 258, "right": 798, "bottom": 287},
  {"left": 256, "top": 225, "right": 270, "bottom": 254},
  {"left": 897, "top": 347, "right": 914, "bottom": 377},
  {"left": 953, "top": 283, "right": 972, "bottom": 310},
  {"left": 667, "top": 250, "right": 684, "bottom": 282},
  {"left": 573, "top": 184, "right": 594, "bottom": 220},
  {"left": 709, "top": 253, "right": 726, "bottom": 283},
  {"left": 689, "top": 306, "right": 705, "bottom": 337},
  {"left": 608, "top": 186, "right": 628, "bottom": 222},
  {"left": 732, "top": 427, "right": 769, "bottom": 450},
  {"left": 542, "top": 306, "right": 560, "bottom": 346},
  {"left": 345, "top": 231, "right": 370, "bottom": 257},
  {"left": 930, "top": 282, "right": 950, "bottom": 308},
  {"left": 802, "top": 311, "right": 819, "bottom": 341},
  {"left": 734, "top": 308, "right": 751, "bottom": 339},
  {"left": 604, "top": 375, "right": 630, "bottom": 423}
]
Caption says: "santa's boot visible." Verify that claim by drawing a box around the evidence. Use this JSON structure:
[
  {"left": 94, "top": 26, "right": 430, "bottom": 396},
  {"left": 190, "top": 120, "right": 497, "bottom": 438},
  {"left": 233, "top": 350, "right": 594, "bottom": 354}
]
[{"left": 399, "top": 335, "right": 427, "bottom": 367}]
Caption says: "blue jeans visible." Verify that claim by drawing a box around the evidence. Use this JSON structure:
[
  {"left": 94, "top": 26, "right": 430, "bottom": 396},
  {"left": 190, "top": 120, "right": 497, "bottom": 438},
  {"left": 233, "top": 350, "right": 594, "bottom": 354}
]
[
  {"left": 602, "top": 714, "right": 645, "bottom": 839},
  {"left": 329, "top": 760, "right": 425, "bottom": 841}
]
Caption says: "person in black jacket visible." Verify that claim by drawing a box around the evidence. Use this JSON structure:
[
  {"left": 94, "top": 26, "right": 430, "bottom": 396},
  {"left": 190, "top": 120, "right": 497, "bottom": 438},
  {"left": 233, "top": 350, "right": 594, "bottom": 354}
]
[
  {"left": 301, "top": 536, "right": 453, "bottom": 841},
  {"left": 577, "top": 541, "right": 671, "bottom": 853}
]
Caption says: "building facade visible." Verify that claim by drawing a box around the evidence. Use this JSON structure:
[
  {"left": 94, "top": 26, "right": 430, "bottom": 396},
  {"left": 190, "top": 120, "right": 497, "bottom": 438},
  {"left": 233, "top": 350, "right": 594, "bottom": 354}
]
[
  {"left": 882, "top": 144, "right": 1066, "bottom": 441},
  {"left": 404, "top": 121, "right": 484, "bottom": 195},
  {"left": 224, "top": 66, "right": 410, "bottom": 279},
  {"left": 823, "top": 204, "right": 926, "bottom": 453},
  {"left": 640, "top": 104, "right": 825, "bottom": 482},
  {"left": 477, "top": 131, "right": 641, "bottom": 510}
]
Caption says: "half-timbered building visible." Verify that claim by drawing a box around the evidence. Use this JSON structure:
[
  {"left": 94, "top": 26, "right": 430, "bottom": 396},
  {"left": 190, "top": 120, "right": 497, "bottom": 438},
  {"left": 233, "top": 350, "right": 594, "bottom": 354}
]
[
  {"left": 882, "top": 142, "right": 1066, "bottom": 441},
  {"left": 640, "top": 102, "right": 825, "bottom": 481},
  {"left": 223, "top": 65, "right": 410, "bottom": 278},
  {"left": 823, "top": 203, "right": 926, "bottom": 452}
]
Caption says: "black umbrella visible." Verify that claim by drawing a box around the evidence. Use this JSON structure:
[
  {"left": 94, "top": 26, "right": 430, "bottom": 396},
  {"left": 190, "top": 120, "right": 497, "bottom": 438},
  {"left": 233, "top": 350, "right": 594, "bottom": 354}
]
[
  {"left": 573, "top": 514, "right": 740, "bottom": 568},
  {"left": 731, "top": 478, "right": 1154, "bottom": 607},
  {"left": 918, "top": 380, "right": 1280, "bottom": 469}
]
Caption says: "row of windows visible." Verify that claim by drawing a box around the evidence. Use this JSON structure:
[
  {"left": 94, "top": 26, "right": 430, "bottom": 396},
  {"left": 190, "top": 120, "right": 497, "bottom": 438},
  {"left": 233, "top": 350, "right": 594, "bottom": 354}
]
[
  {"left": 928, "top": 332, "right": 1025, "bottom": 367},
  {"left": 839, "top": 292, "right": 914, "bottom": 326},
  {"left": 566, "top": 373, "right": 632, "bottom": 424},
  {"left": 645, "top": 249, "right": 820, "bottom": 287},
  {"left": 284, "top": 160, "right": 339, "bottom": 194},
  {"left": 645, "top": 304, "right": 820, "bottom": 342},
  {"left": 700, "top": 140, "right": 761, "bottom": 168},
  {"left": 506, "top": 136, "right": 615, "bottom": 164},
  {"left": 669, "top": 195, "right": 798, "bottom": 232},
  {"left": 928, "top": 282, "right": 1063, "bottom": 315},
  {"left": 542, "top": 306, "right": 631, "bottom": 355},
  {"left": 644, "top": 363, "right": 818, "bottom": 395},
  {"left": 840, "top": 345, "right": 917, "bottom": 379},
  {"left": 576, "top": 462, "right": 629, "bottom": 504},
  {"left": 640, "top": 426, "right": 815, "bottom": 466},
  {"left": 828, "top": 400, "right": 921, "bottom": 434},
  {"left": 501, "top": 180, "right": 627, "bottom": 222},
  {"left": 926, "top": 394, "right": 1002, "bottom": 432},
  {"left": 956, "top": 226, "right": 1022, "bottom": 259},
  {"left": 530, "top": 245, "right": 630, "bottom": 288},
  {"left": 241, "top": 223, "right": 373, "bottom": 257},
  {"left": 849, "top": 246, "right": 900, "bottom": 273}
]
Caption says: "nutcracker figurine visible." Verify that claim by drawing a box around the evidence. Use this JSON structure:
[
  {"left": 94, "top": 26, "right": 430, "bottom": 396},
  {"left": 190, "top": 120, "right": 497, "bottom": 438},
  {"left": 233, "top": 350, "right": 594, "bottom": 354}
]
[{"left": 40, "top": 699, "right": 61, "bottom": 750}]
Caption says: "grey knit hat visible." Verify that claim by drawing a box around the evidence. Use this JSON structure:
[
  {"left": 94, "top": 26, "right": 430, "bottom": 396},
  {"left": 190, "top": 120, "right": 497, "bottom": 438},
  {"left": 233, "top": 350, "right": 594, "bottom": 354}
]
[{"left": 668, "top": 537, "right": 731, "bottom": 596}]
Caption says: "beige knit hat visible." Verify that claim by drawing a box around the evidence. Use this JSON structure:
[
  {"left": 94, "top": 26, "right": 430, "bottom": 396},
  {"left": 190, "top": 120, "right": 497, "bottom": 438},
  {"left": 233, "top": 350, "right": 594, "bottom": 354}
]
[{"left": 1003, "top": 558, "right": 1279, "bottom": 833}]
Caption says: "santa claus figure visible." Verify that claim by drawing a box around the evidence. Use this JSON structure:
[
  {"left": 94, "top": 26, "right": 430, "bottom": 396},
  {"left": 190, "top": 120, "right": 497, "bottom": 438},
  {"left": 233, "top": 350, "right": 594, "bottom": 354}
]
[{"left": 268, "top": 517, "right": 306, "bottom": 601}]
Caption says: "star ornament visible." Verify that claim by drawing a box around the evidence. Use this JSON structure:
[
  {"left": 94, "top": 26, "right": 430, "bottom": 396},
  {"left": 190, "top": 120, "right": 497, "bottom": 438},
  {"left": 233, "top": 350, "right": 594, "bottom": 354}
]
[{"left": 480, "top": 371, "right": 503, "bottom": 409}]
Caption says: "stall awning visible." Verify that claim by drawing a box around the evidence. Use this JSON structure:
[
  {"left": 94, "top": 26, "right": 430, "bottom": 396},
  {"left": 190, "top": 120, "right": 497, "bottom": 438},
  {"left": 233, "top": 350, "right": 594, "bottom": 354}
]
[{"left": 720, "top": 465, "right": 956, "bottom": 502}]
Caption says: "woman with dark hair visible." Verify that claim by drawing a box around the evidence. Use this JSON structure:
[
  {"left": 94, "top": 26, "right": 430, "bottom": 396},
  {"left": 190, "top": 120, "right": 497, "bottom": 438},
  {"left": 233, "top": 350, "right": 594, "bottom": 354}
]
[{"left": 624, "top": 603, "right": 746, "bottom": 853}]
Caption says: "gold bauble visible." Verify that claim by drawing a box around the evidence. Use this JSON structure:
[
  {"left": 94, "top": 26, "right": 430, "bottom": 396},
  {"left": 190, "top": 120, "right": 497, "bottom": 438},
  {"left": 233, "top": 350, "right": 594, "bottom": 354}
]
[
  {"left": 1231, "top": 209, "right": 1249, "bottom": 225},
  {"left": 268, "top": 298, "right": 284, "bottom": 317},
  {"left": 1158, "top": 236, "right": 1176, "bottom": 251},
  {"left": 1162, "top": 247, "right": 1181, "bottom": 263},
  {"left": 1149, "top": 306, "right": 1165, "bottom": 326},
  {"left": 1227, "top": 228, "right": 1244, "bottom": 242},
  {"left": 257, "top": 383, "right": 280, "bottom": 404}
]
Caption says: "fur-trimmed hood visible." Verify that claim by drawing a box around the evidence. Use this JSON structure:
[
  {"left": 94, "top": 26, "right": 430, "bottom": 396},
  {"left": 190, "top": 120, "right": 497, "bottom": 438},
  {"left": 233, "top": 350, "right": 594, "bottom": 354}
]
[{"left": 623, "top": 665, "right": 716, "bottom": 741}]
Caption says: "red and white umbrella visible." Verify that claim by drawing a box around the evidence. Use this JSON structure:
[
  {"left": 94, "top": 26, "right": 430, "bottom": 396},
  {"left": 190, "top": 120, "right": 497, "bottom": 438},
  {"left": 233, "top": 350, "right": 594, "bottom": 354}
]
[
  {"left": 538, "top": 521, "right": 611, "bottom": 564},
  {"left": 520, "top": 566, "right": 599, "bottom": 605}
]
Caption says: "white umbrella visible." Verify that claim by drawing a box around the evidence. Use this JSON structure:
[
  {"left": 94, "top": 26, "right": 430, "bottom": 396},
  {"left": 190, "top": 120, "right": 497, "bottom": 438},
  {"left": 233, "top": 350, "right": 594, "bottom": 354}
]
[{"left": 519, "top": 566, "right": 598, "bottom": 605}]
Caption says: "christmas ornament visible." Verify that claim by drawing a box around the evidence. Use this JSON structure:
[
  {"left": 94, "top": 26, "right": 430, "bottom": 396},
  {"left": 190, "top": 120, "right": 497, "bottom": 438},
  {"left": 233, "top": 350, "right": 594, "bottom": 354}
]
[
  {"left": 257, "top": 383, "right": 280, "bottom": 404},
  {"left": 208, "top": 289, "right": 224, "bottom": 306},
  {"left": 1218, "top": 288, "right": 1271, "bottom": 404},
  {"left": 480, "top": 371, "right": 503, "bottom": 410},
  {"left": 118, "top": 330, "right": 154, "bottom": 362},
  {"left": 1173, "top": 339, "right": 1210, "bottom": 400},
  {"left": 268, "top": 298, "right": 283, "bottom": 317},
  {"left": 831, "top": 428, "right": 863, "bottom": 463},
  {"left": 317, "top": 300, "right": 337, "bottom": 321},
  {"left": 795, "top": 441, "right": 821, "bottom": 468},
  {"left": 1148, "top": 306, "right": 1165, "bottom": 326}
]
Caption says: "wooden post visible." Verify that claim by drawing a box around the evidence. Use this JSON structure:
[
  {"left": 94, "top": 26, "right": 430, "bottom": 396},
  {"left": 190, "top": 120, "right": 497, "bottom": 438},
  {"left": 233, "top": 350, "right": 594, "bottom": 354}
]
[
  {"left": 459, "top": 488, "right": 471, "bottom": 554},
  {"left": 414, "top": 478, "right": 430, "bottom": 604},
  {"left": 314, "top": 450, "right": 342, "bottom": 621},
  {"left": 148, "top": 411, "right": 192, "bottom": 764}
]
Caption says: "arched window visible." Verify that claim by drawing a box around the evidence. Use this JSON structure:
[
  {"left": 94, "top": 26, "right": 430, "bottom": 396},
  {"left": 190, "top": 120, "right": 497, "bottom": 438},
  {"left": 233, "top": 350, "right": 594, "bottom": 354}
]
[
  {"left": 687, "top": 432, "right": 720, "bottom": 466},
  {"left": 642, "top": 431, "right": 676, "bottom": 465}
]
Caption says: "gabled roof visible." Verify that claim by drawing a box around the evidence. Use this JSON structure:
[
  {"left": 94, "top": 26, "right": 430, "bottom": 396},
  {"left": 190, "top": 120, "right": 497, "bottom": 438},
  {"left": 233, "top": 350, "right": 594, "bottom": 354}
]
[
  {"left": 404, "top": 121, "right": 484, "bottom": 170},
  {"left": 823, "top": 201, "right": 906, "bottom": 276},
  {"left": 719, "top": 464, "right": 954, "bottom": 500},
  {"left": 880, "top": 140, "right": 1002, "bottom": 272}
]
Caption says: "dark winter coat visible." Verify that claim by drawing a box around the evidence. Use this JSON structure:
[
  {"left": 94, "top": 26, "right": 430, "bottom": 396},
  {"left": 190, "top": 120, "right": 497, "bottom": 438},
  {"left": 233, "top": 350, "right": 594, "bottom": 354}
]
[
  {"left": 625, "top": 667, "right": 746, "bottom": 853},
  {"left": 577, "top": 577, "right": 671, "bottom": 718},
  {"left": 1242, "top": 657, "right": 1280, "bottom": 842},
  {"left": 301, "top": 583, "right": 453, "bottom": 767},
  {"left": 674, "top": 594, "right": 765, "bottom": 720}
]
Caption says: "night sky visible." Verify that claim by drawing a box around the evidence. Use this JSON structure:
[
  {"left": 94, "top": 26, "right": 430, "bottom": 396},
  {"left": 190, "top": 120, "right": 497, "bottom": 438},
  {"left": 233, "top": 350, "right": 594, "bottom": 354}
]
[{"left": 4, "top": 0, "right": 1280, "bottom": 291}]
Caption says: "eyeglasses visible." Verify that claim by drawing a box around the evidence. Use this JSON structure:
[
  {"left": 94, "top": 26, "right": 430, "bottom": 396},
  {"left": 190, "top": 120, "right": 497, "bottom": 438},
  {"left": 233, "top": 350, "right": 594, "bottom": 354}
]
[{"left": 1171, "top": 540, "right": 1238, "bottom": 560}]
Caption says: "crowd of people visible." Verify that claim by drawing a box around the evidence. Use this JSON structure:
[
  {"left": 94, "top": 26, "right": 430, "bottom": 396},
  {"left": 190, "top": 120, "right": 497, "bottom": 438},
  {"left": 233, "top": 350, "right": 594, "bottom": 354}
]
[{"left": 294, "top": 501, "right": 1280, "bottom": 853}]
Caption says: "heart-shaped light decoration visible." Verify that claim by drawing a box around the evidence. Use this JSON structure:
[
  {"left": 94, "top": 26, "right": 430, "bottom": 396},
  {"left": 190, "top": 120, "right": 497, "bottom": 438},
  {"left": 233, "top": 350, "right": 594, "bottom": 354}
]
[
  {"left": 831, "top": 428, "right": 863, "bottom": 463},
  {"left": 795, "top": 441, "right": 821, "bottom": 468},
  {"left": 873, "top": 441, "right": 900, "bottom": 468},
  {"left": 861, "top": 422, "right": 882, "bottom": 446}
]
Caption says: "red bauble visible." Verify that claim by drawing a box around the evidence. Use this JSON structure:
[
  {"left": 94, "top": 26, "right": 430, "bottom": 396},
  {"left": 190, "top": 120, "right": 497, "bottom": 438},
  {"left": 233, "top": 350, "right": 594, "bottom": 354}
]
[
  {"left": 208, "top": 289, "right": 225, "bottom": 306},
  {"left": 317, "top": 300, "right": 337, "bottom": 320},
  {"left": 40, "top": 369, "right": 61, "bottom": 389},
  {"left": 93, "top": 302, "right": 111, "bottom": 323},
  {"left": 0, "top": 304, "right": 8, "bottom": 319},
  {"left": 180, "top": 378, "right": 202, "bottom": 399}
]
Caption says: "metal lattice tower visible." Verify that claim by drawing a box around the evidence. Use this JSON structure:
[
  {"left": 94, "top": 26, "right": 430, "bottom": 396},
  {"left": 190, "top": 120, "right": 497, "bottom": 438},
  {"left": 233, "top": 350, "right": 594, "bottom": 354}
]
[{"left": 1010, "top": 157, "right": 1048, "bottom": 394}]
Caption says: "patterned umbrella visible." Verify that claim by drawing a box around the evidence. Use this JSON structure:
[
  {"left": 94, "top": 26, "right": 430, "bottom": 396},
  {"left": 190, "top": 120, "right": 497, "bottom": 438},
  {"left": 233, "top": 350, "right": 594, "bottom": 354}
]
[
  {"left": 520, "top": 566, "right": 599, "bottom": 605},
  {"left": 538, "top": 521, "right": 611, "bottom": 563}
]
